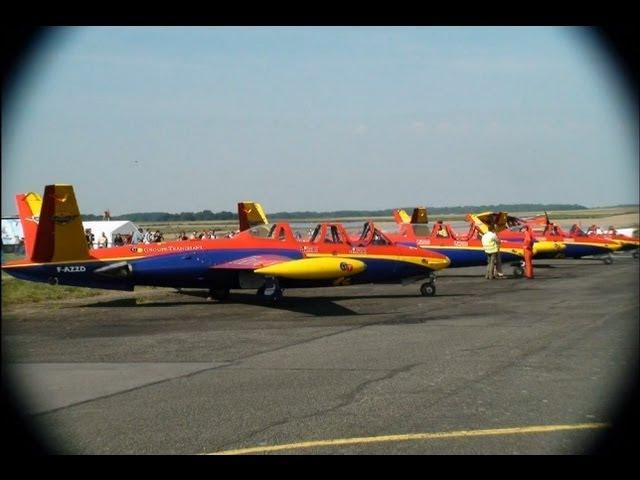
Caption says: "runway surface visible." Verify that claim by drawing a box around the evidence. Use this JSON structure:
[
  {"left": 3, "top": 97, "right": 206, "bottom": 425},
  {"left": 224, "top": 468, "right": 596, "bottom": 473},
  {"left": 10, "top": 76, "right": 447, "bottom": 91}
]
[{"left": 2, "top": 256, "right": 638, "bottom": 454}]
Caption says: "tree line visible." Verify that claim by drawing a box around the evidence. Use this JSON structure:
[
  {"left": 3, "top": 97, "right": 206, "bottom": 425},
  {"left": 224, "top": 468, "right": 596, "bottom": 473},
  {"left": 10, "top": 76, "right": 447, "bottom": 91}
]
[{"left": 81, "top": 204, "right": 588, "bottom": 222}]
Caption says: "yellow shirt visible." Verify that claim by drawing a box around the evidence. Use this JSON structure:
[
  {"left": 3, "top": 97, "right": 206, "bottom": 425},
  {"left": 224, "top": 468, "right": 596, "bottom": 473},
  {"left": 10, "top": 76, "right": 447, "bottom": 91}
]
[{"left": 481, "top": 231, "right": 499, "bottom": 254}]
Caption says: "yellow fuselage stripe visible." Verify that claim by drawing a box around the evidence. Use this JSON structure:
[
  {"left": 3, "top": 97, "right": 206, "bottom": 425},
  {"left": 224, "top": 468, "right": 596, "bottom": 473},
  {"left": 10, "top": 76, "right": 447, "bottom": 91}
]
[
  {"left": 306, "top": 252, "right": 450, "bottom": 270},
  {"left": 208, "top": 422, "right": 609, "bottom": 455}
]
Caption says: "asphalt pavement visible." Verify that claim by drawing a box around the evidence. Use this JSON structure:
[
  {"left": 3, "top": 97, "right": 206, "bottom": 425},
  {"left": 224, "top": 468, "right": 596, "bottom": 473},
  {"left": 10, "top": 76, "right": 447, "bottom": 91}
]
[{"left": 2, "top": 255, "right": 638, "bottom": 454}]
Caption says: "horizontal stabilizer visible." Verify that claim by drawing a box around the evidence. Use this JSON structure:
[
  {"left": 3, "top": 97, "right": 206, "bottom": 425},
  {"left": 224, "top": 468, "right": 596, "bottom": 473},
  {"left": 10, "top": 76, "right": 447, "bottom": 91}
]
[{"left": 254, "top": 257, "right": 366, "bottom": 280}]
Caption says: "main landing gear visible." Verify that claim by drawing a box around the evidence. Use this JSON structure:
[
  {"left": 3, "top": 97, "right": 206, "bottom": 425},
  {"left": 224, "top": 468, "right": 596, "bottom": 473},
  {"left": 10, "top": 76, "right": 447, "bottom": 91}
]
[
  {"left": 257, "top": 277, "right": 283, "bottom": 302},
  {"left": 602, "top": 253, "right": 614, "bottom": 265},
  {"left": 419, "top": 274, "right": 437, "bottom": 297},
  {"left": 511, "top": 261, "right": 525, "bottom": 278}
]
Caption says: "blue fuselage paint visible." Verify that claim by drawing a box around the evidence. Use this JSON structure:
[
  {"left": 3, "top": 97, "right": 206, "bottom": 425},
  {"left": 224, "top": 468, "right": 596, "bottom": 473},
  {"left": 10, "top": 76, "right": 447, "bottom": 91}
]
[
  {"left": 4, "top": 248, "right": 436, "bottom": 291},
  {"left": 398, "top": 243, "right": 521, "bottom": 268},
  {"left": 560, "top": 243, "right": 611, "bottom": 259},
  {"left": 5, "top": 261, "right": 135, "bottom": 291}
]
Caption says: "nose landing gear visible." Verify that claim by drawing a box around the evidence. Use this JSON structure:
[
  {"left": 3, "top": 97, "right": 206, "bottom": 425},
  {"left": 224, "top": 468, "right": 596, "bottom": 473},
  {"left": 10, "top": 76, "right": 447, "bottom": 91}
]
[{"left": 419, "top": 273, "right": 437, "bottom": 296}]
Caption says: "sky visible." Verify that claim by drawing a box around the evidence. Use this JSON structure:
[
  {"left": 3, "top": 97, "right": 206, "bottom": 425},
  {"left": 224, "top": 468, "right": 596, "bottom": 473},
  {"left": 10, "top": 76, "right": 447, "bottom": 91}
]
[{"left": 2, "top": 27, "right": 638, "bottom": 216}]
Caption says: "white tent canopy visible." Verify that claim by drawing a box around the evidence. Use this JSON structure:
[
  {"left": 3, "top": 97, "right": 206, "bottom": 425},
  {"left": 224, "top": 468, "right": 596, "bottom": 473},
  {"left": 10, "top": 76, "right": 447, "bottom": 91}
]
[{"left": 83, "top": 221, "right": 140, "bottom": 248}]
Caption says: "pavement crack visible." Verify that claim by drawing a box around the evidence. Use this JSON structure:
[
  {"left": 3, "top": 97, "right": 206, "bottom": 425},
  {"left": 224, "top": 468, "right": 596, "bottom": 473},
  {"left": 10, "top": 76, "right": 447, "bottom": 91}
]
[{"left": 216, "top": 363, "right": 422, "bottom": 452}]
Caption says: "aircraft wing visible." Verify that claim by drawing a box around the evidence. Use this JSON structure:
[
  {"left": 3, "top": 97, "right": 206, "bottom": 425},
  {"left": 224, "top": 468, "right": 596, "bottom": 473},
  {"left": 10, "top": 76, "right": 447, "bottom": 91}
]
[
  {"left": 210, "top": 254, "right": 292, "bottom": 270},
  {"left": 211, "top": 254, "right": 367, "bottom": 280}
]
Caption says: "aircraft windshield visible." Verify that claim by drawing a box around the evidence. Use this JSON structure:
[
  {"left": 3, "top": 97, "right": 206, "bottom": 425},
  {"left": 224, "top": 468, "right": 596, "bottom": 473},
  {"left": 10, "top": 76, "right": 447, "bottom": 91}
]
[
  {"left": 248, "top": 223, "right": 292, "bottom": 241},
  {"left": 356, "top": 222, "right": 391, "bottom": 246},
  {"left": 310, "top": 224, "right": 349, "bottom": 244}
]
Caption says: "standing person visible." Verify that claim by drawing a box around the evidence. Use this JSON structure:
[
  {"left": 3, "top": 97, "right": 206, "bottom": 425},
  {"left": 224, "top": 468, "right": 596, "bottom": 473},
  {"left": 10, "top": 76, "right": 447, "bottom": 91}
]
[
  {"left": 98, "top": 232, "right": 108, "bottom": 248},
  {"left": 523, "top": 225, "right": 535, "bottom": 279},
  {"left": 481, "top": 224, "right": 501, "bottom": 279},
  {"left": 494, "top": 233, "right": 505, "bottom": 278},
  {"left": 85, "top": 228, "right": 95, "bottom": 249}
]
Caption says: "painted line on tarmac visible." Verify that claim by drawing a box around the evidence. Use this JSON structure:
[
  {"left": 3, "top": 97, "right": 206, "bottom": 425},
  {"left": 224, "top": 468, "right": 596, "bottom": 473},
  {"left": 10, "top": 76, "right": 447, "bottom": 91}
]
[{"left": 207, "top": 422, "right": 609, "bottom": 455}]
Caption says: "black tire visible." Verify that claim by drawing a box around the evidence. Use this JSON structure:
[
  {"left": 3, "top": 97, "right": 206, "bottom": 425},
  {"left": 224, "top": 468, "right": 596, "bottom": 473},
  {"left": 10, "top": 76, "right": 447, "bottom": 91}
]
[
  {"left": 420, "top": 283, "right": 436, "bottom": 297},
  {"left": 633, "top": 251, "right": 639, "bottom": 260},
  {"left": 513, "top": 266, "right": 524, "bottom": 278},
  {"left": 603, "top": 255, "right": 613, "bottom": 265}
]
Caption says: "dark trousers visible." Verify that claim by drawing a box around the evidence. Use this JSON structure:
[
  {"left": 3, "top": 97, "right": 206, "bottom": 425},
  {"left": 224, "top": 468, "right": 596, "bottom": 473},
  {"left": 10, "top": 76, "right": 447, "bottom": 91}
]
[{"left": 486, "top": 252, "right": 498, "bottom": 279}]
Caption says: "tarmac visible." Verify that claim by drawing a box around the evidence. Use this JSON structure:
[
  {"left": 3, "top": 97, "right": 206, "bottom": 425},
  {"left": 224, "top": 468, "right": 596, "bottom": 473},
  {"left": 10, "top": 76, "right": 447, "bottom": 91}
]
[{"left": 2, "top": 254, "right": 638, "bottom": 454}]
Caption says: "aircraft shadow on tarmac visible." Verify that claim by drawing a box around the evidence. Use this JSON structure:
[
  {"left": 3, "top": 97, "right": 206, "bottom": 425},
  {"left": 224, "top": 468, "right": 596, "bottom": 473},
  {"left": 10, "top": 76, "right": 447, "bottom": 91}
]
[{"left": 79, "top": 290, "right": 472, "bottom": 317}]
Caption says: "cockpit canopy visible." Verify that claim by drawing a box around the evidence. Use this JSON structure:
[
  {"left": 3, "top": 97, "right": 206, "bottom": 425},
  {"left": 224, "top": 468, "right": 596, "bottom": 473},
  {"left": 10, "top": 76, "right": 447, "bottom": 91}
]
[
  {"left": 309, "top": 223, "right": 350, "bottom": 244},
  {"left": 353, "top": 221, "right": 392, "bottom": 246},
  {"left": 308, "top": 221, "right": 392, "bottom": 247},
  {"left": 248, "top": 223, "right": 296, "bottom": 241}
]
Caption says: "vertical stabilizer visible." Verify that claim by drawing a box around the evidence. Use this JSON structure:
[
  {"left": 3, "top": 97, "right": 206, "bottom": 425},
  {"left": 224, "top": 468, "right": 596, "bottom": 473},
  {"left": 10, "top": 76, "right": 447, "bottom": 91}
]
[
  {"left": 238, "top": 201, "right": 269, "bottom": 231},
  {"left": 31, "top": 185, "right": 90, "bottom": 263},
  {"left": 392, "top": 209, "right": 412, "bottom": 225},
  {"left": 15, "top": 192, "right": 42, "bottom": 259},
  {"left": 410, "top": 207, "right": 428, "bottom": 224}
]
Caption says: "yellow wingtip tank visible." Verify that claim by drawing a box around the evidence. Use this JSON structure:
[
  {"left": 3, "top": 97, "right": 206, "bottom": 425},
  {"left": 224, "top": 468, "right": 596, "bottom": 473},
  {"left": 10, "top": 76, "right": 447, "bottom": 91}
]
[
  {"left": 254, "top": 257, "right": 367, "bottom": 280},
  {"left": 532, "top": 240, "right": 566, "bottom": 256}
]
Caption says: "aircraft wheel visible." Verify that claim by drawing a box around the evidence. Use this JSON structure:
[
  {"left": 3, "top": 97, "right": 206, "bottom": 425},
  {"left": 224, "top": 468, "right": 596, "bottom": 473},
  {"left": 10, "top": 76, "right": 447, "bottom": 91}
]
[
  {"left": 257, "top": 278, "right": 283, "bottom": 302},
  {"left": 420, "top": 282, "right": 436, "bottom": 297},
  {"left": 270, "top": 289, "right": 283, "bottom": 302},
  {"left": 633, "top": 251, "right": 639, "bottom": 260},
  {"left": 603, "top": 254, "right": 613, "bottom": 265},
  {"left": 513, "top": 266, "right": 524, "bottom": 278},
  {"left": 259, "top": 287, "right": 283, "bottom": 303}
]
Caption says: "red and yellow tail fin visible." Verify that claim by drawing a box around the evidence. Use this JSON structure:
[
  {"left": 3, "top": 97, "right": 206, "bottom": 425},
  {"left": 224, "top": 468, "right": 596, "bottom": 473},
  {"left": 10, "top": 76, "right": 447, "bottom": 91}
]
[
  {"left": 392, "top": 209, "right": 412, "bottom": 225},
  {"left": 15, "top": 191, "right": 43, "bottom": 259},
  {"left": 238, "top": 201, "right": 269, "bottom": 231},
  {"left": 31, "top": 185, "right": 90, "bottom": 263}
]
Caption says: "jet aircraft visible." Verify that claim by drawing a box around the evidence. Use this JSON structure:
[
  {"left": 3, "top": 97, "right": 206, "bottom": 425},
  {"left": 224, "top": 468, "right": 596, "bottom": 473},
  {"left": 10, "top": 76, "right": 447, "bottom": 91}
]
[
  {"left": 384, "top": 208, "right": 565, "bottom": 276},
  {"left": 582, "top": 224, "right": 639, "bottom": 257},
  {"left": 2, "top": 185, "right": 451, "bottom": 301},
  {"left": 499, "top": 212, "right": 622, "bottom": 264}
]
